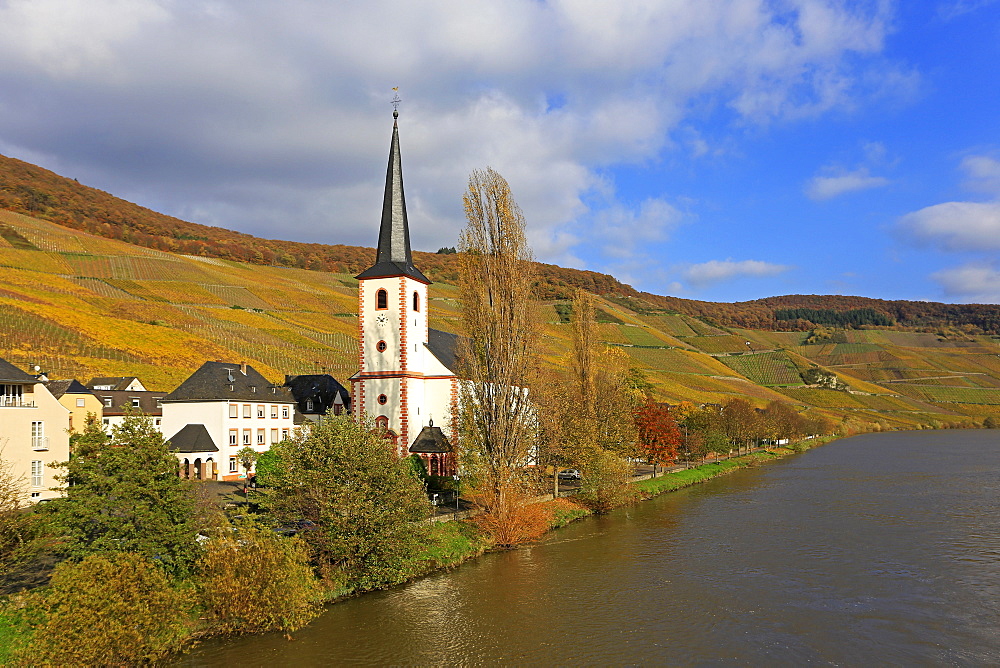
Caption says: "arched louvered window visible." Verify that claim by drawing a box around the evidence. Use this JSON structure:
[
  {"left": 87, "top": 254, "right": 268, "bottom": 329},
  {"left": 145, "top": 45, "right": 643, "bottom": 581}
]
[{"left": 376, "top": 288, "right": 388, "bottom": 310}]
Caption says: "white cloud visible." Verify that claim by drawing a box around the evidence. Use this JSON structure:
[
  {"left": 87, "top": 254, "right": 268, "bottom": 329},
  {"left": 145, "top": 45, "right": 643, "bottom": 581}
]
[
  {"left": 897, "top": 201, "right": 1000, "bottom": 251},
  {"left": 0, "top": 0, "right": 903, "bottom": 263},
  {"left": 805, "top": 167, "right": 890, "bottom": 200},
  {"left": 937, "top": 0, "right": 1000, "bottom": 20},
  {"left": 683, "top": 259, "right": 792, "bottom": 288},
  {"left": 961, "top": 155, "right": 1000, "bottom": 195},
  {"left": 0, "top": 0, "right": 169, "bottom": 77},
  {"left": 932, "top": 262, "right": 1000, "bottom": 303},
  {"left": 592, "top": 198, "right": 685, "bottom": 259}
]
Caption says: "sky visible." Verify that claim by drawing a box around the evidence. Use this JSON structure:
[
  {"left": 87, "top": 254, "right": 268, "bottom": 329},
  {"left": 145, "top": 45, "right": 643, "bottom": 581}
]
[{"left": 0, "top": 1, "right": 998, "bottom": 305}]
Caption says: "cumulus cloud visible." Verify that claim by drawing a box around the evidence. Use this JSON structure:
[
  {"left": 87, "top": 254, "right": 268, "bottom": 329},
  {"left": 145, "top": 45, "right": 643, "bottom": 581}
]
[
  {"left": 590, "top": 198, "right": 685, "bottom": 259},
  {"left": 961, "top": 155, "right": 1000, "bottom": 195},
  {"left": 896, "top": 154, "right": 1000, "bottom": 253},
  {"left": 805, "top": 168, "right": 890, "bottom": 200},
  {"left": 682, "top": 259, "right": 792, "bottom": 288},
  {"left": 0, "top": 0, "right": 903, "bottom": 263},
  {"left": 932, "top": 262, "right": 1000, "bottom": 303},
  {"left": 896, "top": 201, "right": 1000, "bottom": 251}
]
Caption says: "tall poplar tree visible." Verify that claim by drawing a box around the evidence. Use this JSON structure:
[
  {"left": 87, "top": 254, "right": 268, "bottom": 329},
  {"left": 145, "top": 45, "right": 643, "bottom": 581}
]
[{"left": 458, "top": 167, "right": 539, "bottom": 532}]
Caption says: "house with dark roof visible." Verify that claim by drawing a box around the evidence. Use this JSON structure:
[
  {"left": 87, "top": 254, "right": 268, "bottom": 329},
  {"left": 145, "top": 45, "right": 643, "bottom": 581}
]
[
  {"left": 284, "top": 374, "right": 351, "bottom": 423},
  {"left": 87, "top": 376, "right": 146, "bottom": 392},
  {"left": 92, "top": 388, "right": 169, "bottom": 431},
  {"left": 46, "top": 379, "right": 103, "bottom": 433},
  {"left": 0, "top": 357, "right": 70, "bottom": 503},
  {"left": 160, "top": 361, "right": 297, "bottom": 481},
  {"left": 348, "top": 110, "right": 457, "bottom": 475}
]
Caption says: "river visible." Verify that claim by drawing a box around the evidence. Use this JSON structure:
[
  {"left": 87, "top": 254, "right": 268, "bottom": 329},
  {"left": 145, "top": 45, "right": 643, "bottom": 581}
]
[{"left": 182, "top": 430, "right": 1000, "bottom": 666}]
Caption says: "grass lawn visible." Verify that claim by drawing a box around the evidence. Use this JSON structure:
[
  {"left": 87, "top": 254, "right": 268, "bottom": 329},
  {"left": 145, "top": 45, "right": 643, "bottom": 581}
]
[{"left": 634, "top": 451, "right": 787, "bottom": 497}]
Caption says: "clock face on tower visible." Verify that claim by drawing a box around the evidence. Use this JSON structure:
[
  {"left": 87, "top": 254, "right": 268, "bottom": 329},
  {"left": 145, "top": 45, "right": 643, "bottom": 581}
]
[{"left": 375, "top": 313, "right": 388, "bottom": 327}]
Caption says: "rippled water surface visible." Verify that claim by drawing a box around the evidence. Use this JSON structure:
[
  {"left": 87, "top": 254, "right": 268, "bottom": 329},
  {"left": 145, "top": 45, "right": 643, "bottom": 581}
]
[{"left": 183, "top": 431, "right": 1000, "bottom": 666}]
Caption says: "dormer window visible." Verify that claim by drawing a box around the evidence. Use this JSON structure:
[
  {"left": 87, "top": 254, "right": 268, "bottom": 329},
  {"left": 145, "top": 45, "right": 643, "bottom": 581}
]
[
  {"left": 130, "top": 398, "right": 141, "bottom": 408},
  {"left": 306, "top": 399, "right": 314, "bottom": 412},
  {"left": 376, "top": 288, "right": 388, "bottom": 310},
  {"left": 250, "top": 386, "right": 257, "bottom": 393},
  {"left": 103, "top": 397, "right": 113, "bottom": 408}
]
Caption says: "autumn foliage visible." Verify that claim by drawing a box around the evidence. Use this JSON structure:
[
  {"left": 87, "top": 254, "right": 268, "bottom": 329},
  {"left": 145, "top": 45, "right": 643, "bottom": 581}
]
[
  {"left": 16, "top": 553, "right": 193, "bottom": 666},
  {"left": 634, "top": 398, "right": 682, "bottom": 470},
  {"left": 6, "top": 151, "right": 1000, "bottom": 329},
  {"left": 196, "top": 520, "right": 321, "bottom": 637},
  {"left": 469, "top": 484, "right": 552, "bottom": 548}
]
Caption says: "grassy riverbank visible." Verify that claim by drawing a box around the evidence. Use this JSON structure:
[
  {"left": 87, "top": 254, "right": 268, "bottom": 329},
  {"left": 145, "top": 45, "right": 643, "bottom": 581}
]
[
  {"left": 0, "top": 437, "right": 836, "bottom": 664},
  {"left": 327, "top": 520, "right": 493, "bottom": 601},
  {"left": 635, "top": 436, "right": 838, "bottom": 498}
]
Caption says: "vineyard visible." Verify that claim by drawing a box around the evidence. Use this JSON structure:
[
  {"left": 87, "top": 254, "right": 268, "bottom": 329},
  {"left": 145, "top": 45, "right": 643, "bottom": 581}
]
[
  {"left": 720, "top": 351, "right": 803, "bottom": 386},
  {"left": 618, "top": 324, "right": 676, "bottom": 347},
  {"left": 890, "top": 384, "right": 1000, "bottom": 405},
  {"left": 0, "top": 208, "right": 1000, "bottom": 427}
]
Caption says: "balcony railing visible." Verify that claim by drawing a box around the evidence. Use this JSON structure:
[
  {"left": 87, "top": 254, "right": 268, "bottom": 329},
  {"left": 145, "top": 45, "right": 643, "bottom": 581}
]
[
  {"left": 0, "top": 396, "right": 36, "bottom": 408},
  {"left": 32, "top": 436, "right": 49, "bottom": 451}
]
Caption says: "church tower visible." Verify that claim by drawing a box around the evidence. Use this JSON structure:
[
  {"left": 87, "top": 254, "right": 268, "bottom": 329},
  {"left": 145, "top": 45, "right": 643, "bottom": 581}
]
[{"left": 351, "top": 110, "right": 457, "bottom": 458}]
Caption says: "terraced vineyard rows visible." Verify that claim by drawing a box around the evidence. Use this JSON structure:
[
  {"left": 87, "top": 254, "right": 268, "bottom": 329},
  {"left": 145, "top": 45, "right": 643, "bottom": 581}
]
[
  {"left": 720, "top": 351, "right": 803, "bottom": 386},
  {"left": 618, "top": 325, "right": 673, "bottom": 346},
  {"left": 1, "top": 210, "right": 1000, "bottom": 427},
  {"left": 891, "top": 384, "right": 1000, "bottom": 405}
]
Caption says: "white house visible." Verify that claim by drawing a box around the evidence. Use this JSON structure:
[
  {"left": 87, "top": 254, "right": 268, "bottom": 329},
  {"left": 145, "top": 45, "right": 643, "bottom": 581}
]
[
  {"left": 159, "top": 361, "right": 297, "bottom": 481},
  {"left": 0, "top": 357, "right": 70, "bottom": 502},
  {"left": 350, "top": 110, "right": 459, "bottom": 476},
  {"left": 88, "top": 376, "right": 147, "bottom": 392}
]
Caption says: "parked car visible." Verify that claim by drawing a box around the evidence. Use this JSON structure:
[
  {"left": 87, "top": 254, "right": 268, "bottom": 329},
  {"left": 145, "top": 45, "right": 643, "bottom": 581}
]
[{"left": 557, "top": 469, "right": 581, "bottom": 480}]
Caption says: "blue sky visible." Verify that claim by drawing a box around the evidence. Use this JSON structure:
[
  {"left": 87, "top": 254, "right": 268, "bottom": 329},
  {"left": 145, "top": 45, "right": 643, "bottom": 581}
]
[{"left": 0, "top": 1, "right": 998, "bottom": 304}]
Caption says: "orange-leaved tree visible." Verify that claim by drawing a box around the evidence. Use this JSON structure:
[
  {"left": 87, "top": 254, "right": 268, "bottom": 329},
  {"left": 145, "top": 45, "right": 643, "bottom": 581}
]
[{"left": 634, "top": 397, "right": 682, "bottom": 475}]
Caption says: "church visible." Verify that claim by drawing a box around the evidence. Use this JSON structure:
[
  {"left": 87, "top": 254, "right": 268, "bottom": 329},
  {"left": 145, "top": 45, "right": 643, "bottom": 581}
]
[{"left": 349, "top": 109, "right": 458, "bottom": 476}]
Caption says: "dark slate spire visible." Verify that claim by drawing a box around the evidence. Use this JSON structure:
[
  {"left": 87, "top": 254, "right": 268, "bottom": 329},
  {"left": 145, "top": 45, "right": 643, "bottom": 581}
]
[{"left": 356, "top": 110, "right": 431, "bottom": 283}]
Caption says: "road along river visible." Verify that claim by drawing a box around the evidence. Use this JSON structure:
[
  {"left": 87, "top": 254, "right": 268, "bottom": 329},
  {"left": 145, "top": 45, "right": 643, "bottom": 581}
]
[{"left": 182, "top": 430, "right": 1000, "bottom": 665}]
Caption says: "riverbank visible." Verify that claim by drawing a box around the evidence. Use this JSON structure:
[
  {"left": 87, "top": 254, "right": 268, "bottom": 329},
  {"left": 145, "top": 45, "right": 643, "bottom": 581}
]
[
  {"left": 180, "top": 429, "right": 1000, "bottom": 665},
  {"left": 0, "top": 436, "right": 835, "bottom": 663},
  {"left": 373, "top": 436, "right": 840, "bottom": 600}
]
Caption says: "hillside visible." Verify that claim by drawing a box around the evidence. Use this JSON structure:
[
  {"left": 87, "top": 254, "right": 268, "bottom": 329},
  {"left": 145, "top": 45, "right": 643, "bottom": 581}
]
[
  {"left": 1, "top": 208, "right": 999, "bottom": 431},
  {"left": 4, "top": 152, "right": 1000, "bottom": 333}
]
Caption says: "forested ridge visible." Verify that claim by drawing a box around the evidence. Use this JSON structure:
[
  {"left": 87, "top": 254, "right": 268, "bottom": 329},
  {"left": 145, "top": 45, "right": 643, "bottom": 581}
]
[{"left": 3, "top": 151, "right": 1000, "bottom": 333}]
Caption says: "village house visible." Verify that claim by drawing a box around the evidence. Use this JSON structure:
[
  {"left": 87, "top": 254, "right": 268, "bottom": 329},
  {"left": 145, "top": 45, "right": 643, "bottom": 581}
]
[
  {"left": 159, "top": 361, "right": 297, "bottom": 481},
  {"left": 85, "top": 377, "right": 168, "bottom": 431},
  {"left": 46, "top": 379, "right": 103, "bottom": 433},
  {"left": 350, "top": 110, "right": 458, "bottom": 477},
  {"left": 0, "top": 357, "right": 70, "bottom": 502},
  {"left": 284, "top": 373, "right": 350, "bottom": 425}
]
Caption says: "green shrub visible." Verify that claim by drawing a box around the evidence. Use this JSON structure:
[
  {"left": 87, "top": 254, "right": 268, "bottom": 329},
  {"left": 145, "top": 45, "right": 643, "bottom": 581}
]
[
  {"left": 45, "top": 415, "right": 200, "bottom": 577},
  {"left": 260, "top": 417, "right": 430, "bottom": 592},
  {"left": 17, "top": 553, "right": 193, "bottom": 666},
  {"left": 576, "top": 450, "right": 639, "bottom": 513},
  {"left": 196, "top": 519, "right": 321, "bottom": 636}
]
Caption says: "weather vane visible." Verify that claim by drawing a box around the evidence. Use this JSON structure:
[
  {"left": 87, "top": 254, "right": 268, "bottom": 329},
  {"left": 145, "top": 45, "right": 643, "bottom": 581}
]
[{"left": 391, "top": 88, "right": 401, "bottom": 116}]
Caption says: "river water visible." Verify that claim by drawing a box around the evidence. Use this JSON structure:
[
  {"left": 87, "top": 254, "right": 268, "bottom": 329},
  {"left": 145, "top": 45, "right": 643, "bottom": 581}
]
[{"left": 183, "top": 430, "right": 1000, "bottom": 666}]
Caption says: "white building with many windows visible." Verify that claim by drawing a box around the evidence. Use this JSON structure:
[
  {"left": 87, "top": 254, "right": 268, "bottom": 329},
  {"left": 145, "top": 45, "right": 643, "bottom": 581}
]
[
  {"left": 0, "top": 357, "right": 70, "bottom": 502},
  {"left": 160, "top": 361, "right": 297, "bottom": 481}
]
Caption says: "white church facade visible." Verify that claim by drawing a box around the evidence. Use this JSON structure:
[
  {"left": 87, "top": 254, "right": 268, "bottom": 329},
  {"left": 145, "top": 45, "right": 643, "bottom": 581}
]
[{"left": 349, "top": 110, "right": 458, "bottom": 476}]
